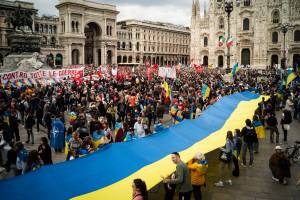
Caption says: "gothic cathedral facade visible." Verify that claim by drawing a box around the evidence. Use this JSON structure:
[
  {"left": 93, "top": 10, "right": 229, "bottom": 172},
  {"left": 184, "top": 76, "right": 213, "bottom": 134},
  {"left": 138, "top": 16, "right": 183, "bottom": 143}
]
[{"left": 190, "top": 0, "right": 300, "bottom": 69}]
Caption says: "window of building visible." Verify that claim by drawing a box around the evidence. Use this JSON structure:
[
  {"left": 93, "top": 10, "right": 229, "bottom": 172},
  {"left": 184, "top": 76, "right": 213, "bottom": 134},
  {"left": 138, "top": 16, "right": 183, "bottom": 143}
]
[
  {"left": 243, "top": 18, "right": 250, "bottom": 31},
  {"left": 294, "top": 30, "right": 300, "bottom": 42},
  {"left": 272, "top": 11, "right": 280, "bottom": 24},
  {"left": 244, "top": 0, "right": 251, "bottom": 6},
  {"left": 72, "top": 21, "right": 75, "bottom": 32},
  {"left": 117, "top": 42, "right": 120, "bottom": 50},
  {"left": 42, "top": 36, "right": 47, "bottom": 45},
  {"left": 272, "top": 32, "right": 278, "bottom": 43},
  {"left": 219, "top": 17, "right": 224, "bottom": 29},
  {"left": 137, "top": 42, "right": 140, "bottom": 51},
  {"left": 204, "top": 37, "right": 208, "bottom": 47},
  {"left": 129, "top": 42, "right": 132, "bottom": 50},
  {"left": 122, "top": 42, "right": 126, "bottom": 49}
]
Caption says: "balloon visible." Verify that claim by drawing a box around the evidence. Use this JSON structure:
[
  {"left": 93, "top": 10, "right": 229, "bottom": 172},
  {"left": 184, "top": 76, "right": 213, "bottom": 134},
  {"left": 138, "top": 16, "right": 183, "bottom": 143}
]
[{"left": 68, "top": 112, "right": 77, "bottom": 125}]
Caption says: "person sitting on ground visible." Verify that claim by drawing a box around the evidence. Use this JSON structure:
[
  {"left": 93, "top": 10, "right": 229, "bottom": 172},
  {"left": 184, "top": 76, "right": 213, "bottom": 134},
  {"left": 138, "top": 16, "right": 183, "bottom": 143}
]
[
  {"left": 81, "top": 136, "right": 95, "bottom": 154},
  {"left": 66, "top": 132, "right": 82, "bottom": 160},
  {"left": 269, "top": 146, "right": 291, "bottom": 185},
  {"left": 25, "top": 150, "right": 42, "bottom": 173}
]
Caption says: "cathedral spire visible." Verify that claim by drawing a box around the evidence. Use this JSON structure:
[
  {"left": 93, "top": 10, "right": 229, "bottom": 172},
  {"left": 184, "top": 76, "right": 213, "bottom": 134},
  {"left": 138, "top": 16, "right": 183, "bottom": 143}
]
[
  {"left": 195, "top": 0, "right": 200, "bottom": 16},
  {"left": 192, "top": 0, "right": 196, "bottom": 16},
  {"left": 204, "top": 1, "right": 207, "bottom": 16}
]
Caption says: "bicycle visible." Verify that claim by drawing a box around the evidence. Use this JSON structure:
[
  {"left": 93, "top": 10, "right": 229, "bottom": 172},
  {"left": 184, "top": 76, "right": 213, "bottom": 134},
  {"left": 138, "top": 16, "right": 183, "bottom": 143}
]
[{"left": 285, "top": 141, "right": 300, "bottom": 163}]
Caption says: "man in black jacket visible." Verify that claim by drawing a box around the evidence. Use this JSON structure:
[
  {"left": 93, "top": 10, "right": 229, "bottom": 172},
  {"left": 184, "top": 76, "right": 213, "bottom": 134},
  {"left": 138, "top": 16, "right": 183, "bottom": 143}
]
[
  {"left": 241, "top": 119, "right": 257, "bottom": 167},
  {"left": 266, "top": 112, "right": 280, "bottom": 143}
]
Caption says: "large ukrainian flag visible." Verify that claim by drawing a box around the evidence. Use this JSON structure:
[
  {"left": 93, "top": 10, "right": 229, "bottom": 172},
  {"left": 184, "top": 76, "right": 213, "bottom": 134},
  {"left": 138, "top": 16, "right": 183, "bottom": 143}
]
[{"left": 0, "top": 92, "right": 266, "bottom": 200}]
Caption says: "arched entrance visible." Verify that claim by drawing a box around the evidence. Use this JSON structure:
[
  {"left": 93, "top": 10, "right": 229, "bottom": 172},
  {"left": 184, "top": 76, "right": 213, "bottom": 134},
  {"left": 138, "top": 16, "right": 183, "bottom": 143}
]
[
  {"left": 55, "top": 54, "right": 63, "bottom": 67},
  {"left": 85, "top": 22, "right": 101, "bottom": 64},
  {"left": 47, "top": 53, "right": 54, "bottom": 67},
  {"left": 117, "top": 56, "right": 122, "bottom": 64},
  {"left": 271, "top": 55, "right": 278, "bottom": 66},
  {"left": 203, "top": 56, "right": 208, "bottom": 66},
  {"left": 123, "top": 56, "right": 127, "bottom": 63},
  {"left": 98, "top": 49, "right": 101, "bottom": 65},
  {"left": 72, "top": 49, "right": 80, "bottom": 65},
  {"left": 128, "top": 56, "right": 132, "bottom": 63},
  {"left": 293, "top": 54, "right": 300, "bottom": 68},
  {"left": 218, "top": 55, "right": 224, "bottom": 67},
  {"left": 107, "top": 50, "right": 112, "bottom": 64},
  {"left": 241, "top": 48, "right": 250, "bottom": 66}
]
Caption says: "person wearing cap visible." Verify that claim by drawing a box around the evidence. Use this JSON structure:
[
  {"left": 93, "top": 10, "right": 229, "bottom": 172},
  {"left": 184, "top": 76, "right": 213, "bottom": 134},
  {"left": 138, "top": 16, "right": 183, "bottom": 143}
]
[
  {"left": 269, "top": 146, "right": 291, "bottom": 185},
  {"left": 187, "top": 152, "right": 208, "bottom": 200}
]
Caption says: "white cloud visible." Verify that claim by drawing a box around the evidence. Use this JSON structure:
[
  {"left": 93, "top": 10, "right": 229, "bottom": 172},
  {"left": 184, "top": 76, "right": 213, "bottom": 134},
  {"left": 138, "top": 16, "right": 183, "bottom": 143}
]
[
  {"left": 22, "top": 0, "right": 209, "bottom": 26},
  {"left": 117, "top": 5, "right": 191, "bottom": 26}
]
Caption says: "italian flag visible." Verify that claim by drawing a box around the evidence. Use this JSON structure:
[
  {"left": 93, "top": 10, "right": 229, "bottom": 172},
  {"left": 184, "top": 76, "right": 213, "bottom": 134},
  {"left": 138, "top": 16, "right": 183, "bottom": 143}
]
[
  {"left": 218, "top": 36, "right": 225, "bottom": 47},
  {"left": 226, "top": 36, "right": 233, "bottom": 47}
]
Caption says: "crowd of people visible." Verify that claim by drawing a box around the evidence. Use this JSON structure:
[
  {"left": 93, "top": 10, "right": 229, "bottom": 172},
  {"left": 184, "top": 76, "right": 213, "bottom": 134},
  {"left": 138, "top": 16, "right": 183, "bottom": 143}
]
[{"left": 0, "top": 64, "right": 299, "bottom": 199}]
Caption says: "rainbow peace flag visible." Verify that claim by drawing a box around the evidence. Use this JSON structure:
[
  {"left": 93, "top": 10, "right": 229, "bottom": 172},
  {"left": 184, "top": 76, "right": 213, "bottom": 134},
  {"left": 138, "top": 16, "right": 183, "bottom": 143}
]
[
  {"left": 29, "top": 78, "right": 37, "bottom": 85},
  {"left": 22, "top": 79, "right": 32, "bottom": 87},
  {"left": 201, "top": 84, "right": 211, "bottom": 99}
]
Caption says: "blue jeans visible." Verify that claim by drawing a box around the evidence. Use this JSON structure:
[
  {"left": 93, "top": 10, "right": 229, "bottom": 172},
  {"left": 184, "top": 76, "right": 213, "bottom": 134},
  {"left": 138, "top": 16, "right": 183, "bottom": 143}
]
[{"left": 242, "top": 142, "right": 254, "bottom": 165}]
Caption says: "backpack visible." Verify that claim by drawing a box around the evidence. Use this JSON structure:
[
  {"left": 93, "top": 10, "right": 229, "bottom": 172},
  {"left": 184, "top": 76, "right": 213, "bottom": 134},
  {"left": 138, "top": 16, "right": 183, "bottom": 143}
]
[
  {"left": 284, "top": 110, "right": 292, "bottom": 124},
  {"left": 244, "top": 127, "right": 256, "bottom": 143}
]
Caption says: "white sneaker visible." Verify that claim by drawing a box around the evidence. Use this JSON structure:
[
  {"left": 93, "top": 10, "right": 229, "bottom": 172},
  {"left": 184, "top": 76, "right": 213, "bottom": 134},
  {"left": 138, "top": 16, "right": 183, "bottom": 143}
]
[
  {"left": 214, "top": 181, "right": 224, "bottom": 187},
  {"left": 225, "top": 179, "right": 232, "bottom": 185},
  {"left": 241, "top": 163, "right": 246, "bottom": 167},
  {"left": 272, "top": 176, "right": 279, "bottom": 182}
]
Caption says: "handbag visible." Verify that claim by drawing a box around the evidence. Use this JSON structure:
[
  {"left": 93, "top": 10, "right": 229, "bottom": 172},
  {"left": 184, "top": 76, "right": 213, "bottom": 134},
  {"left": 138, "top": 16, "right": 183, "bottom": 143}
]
[
  {"left": 219, "top": 150, "right": 231, "bottom": 163},
  {"left": 283, "top": 124, "right": 290, "bottom": 131}
]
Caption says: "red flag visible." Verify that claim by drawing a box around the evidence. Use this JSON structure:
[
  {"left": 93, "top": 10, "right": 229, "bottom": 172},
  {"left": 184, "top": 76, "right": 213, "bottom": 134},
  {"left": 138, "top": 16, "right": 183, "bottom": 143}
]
[{"left": 147, "top": 67, "right": 152, "bottom": 80}]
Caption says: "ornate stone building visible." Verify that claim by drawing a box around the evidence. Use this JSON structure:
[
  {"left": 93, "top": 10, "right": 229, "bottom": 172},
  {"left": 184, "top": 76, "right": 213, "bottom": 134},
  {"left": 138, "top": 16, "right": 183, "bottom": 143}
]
[
  {"left": 190, "top": 0, "right": 300, "bottom": 68},
  {"left": 116, "top": 20, "right": 190, "bottom": 66},
  {"left": 0, "top": 0, "right": 37, "bottom": 66},
  {"left": 34, "top": 16, "right": 64, "bottom": 67},
  {"left": 0, "top": 0, "right": 190, "bottom": 68},
  {"left": 55, "top": 0, "right": 119, "bottom": 66}
]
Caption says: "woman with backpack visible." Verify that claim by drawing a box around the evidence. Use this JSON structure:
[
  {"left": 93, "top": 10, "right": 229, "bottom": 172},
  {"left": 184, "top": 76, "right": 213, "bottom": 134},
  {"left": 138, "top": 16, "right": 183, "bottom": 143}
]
[
  {"left": 280, "top": 109, "right": 292, "bottom": 142},
  {"left": 215, "top": 131, "right": 234, "bottom": 187}
]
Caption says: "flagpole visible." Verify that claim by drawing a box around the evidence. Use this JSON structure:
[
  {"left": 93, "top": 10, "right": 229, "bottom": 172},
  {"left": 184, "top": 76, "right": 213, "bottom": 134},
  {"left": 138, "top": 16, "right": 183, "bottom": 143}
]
[{"left": 225, "top": 0, "right": 233, "bottom": 73}]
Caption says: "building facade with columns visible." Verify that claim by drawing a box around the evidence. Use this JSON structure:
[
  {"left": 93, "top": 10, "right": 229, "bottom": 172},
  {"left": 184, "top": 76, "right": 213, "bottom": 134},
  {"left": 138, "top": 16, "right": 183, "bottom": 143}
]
[
  {"left": 117, "top": 20, "right": 190, "bottom": 66},
  {"left": 1, "top": 0, "right": 190, "bottom": 68},
  {"left": 190, "top": 0, "right": 300, "bottom": 69},
  {"left": 55, "top": 0, "right": 119, "bottom": 66}
]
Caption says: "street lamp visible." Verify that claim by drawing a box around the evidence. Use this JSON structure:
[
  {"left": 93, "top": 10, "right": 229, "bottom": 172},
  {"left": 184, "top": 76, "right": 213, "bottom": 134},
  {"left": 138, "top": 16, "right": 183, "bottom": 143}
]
[
  {"left": 279, "top": 23, "right": 294, "bottom": 69},
  {"left": 225, "top": 0, "right": 233, "bottom": 72}
]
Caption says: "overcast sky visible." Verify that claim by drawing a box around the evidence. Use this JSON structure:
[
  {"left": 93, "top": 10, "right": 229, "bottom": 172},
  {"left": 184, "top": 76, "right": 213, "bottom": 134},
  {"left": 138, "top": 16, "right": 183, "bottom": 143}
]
[{"left": 23, "top": 0, "right": 209, "bottom": 26}]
